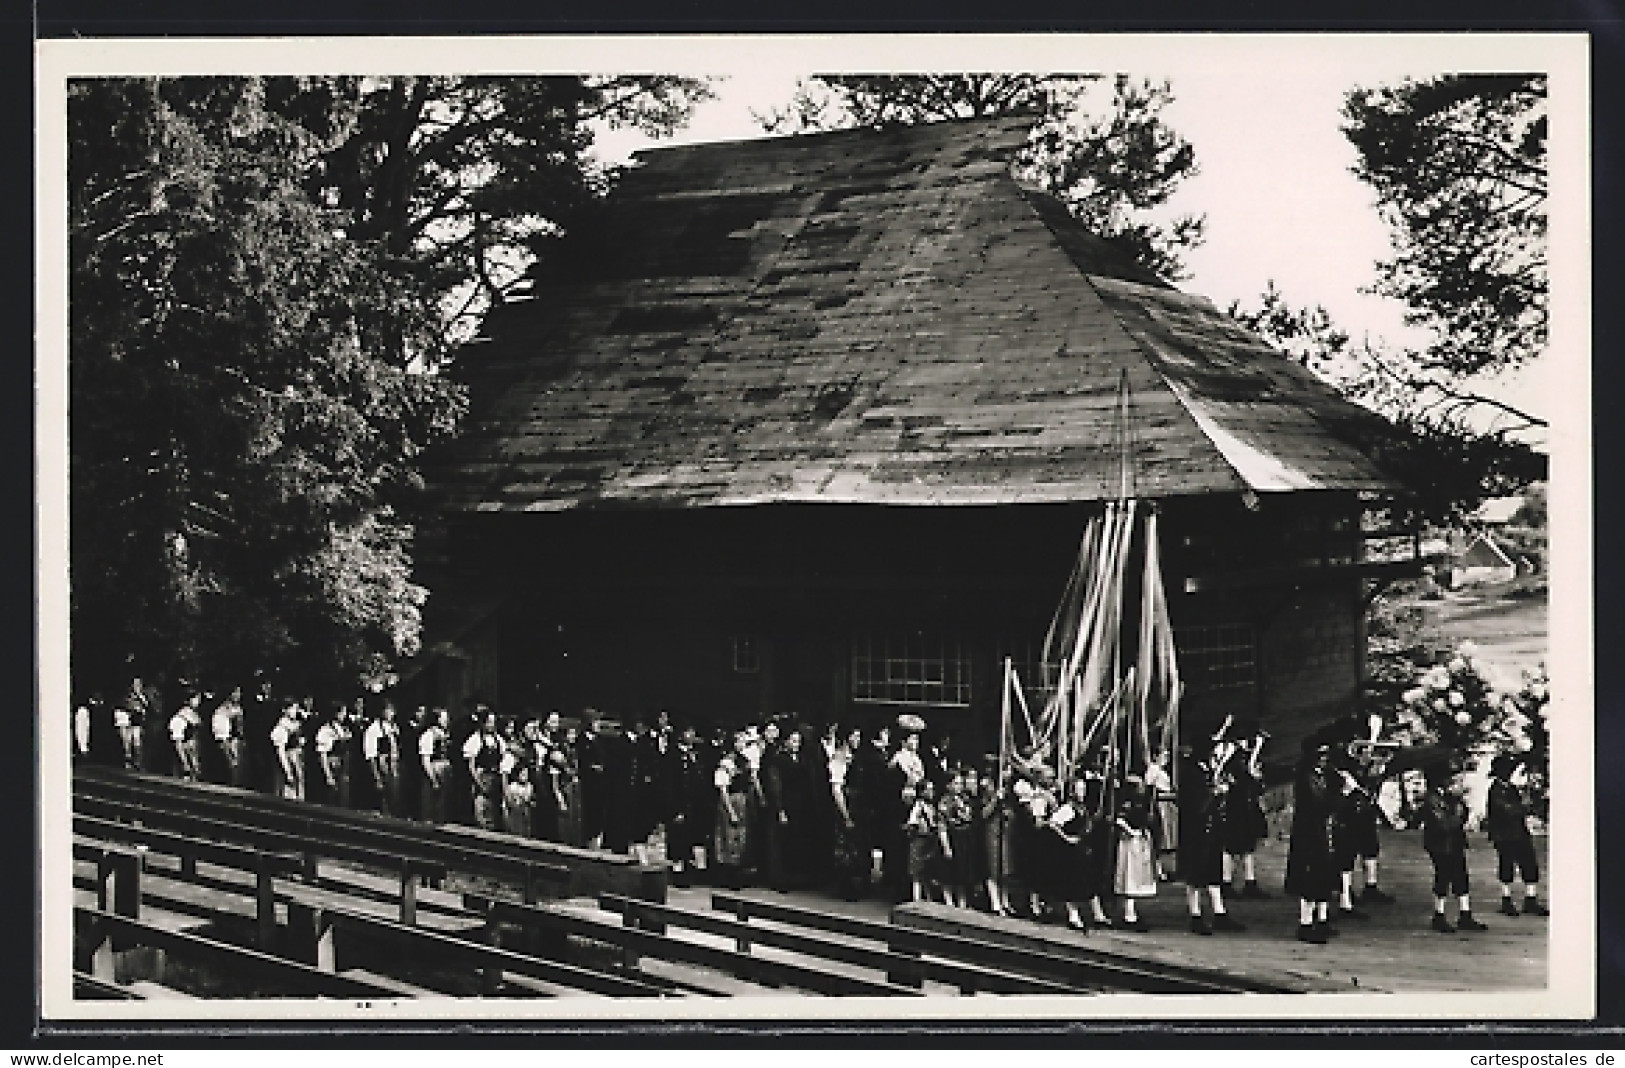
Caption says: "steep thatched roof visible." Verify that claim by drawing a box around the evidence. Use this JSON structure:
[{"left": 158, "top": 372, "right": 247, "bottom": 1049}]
[{"left": 434, "top": 115, "right": 1399, "bottom": 513}]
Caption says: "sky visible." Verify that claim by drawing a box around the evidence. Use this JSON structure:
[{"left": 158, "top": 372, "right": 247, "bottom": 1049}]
[{"left": 587, "top": 39, "right": 1562, "bottom": 436}]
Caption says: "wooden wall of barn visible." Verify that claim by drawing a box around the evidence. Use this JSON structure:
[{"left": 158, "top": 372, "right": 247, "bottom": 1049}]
[{"left": 425, "top": 491, "right": 1366, "bottom": 772}]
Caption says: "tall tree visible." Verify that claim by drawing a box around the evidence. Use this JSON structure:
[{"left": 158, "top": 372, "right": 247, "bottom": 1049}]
[
  {"left": 274, "top": 75, "right": 715, "bottom": 359},
  {"left": 1228, "top": 285, "right": 1545, "bottom": 525},
  {"left": 1341, "top": 74, "right": 1547, "bottom": 406},
  {"left": 67, "top": 75, "right": 711, "bottom": 695},
  {"left": 1224, "top": 74, "right": 1550, "bottom": 522},
  {"left": 755, "top": 75, "right": 1204, "bottom": 280}
]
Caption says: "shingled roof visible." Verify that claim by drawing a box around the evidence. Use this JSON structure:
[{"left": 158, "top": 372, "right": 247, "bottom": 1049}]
[{"left": 434, "top": 115, "right": 1401, "bottom": 512}]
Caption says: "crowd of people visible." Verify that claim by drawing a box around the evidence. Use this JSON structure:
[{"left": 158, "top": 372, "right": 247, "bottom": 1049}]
[{"left": 71, "top": 679, "right": 1547, "bottom": 943}]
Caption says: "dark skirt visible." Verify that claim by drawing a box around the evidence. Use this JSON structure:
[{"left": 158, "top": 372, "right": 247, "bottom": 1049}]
[
  {"left": 1285, "top": 815, "right": 1341, "bottom": 900},
  {"left": 949, "top": 825, "right": 981, "bottom": 886},
  {"left": 714, "top": 789, "right": 753, "bottom": 867}
]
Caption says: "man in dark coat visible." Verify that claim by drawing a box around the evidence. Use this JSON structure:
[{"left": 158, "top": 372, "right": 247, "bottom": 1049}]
[
  {"left": 598, "top": 715, "right": 638, "bottom": 854},
  {"left": 1420, "top": 762, "right": 1487, "bottom": 933},
  {"left": 577, "top": 708, "right": 609, "bottom": 849},
  {"left": 1286, "top": 739, "right": 1343, "bottom": 943},
  {"left": 1177, "top": 741, "right": 1244, "bottom": 935},
  {"left": 667, "top": 722, "right": 712, "bottom": 886},
  {"left": 1486, "top": 753, "right": 1547, "bottom": 917}
]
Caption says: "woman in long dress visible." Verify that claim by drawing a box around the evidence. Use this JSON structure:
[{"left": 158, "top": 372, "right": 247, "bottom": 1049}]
[
  {"left": 1114, "top": 776, "right": 1159, "bottom": 930},
  {"left": 828, "top": 731, "right": 869, "bottom": 901},
  {"left": 981, "top": 771, "right": 1015, "bottom": 915},
  {"left": 713, "top": 733, "right": 756, "bottom": 889}
]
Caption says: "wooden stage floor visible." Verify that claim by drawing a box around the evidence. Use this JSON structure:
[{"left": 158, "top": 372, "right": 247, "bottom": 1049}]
[{"left": 677, "top": 827, "right": 1550, "bottom": 995}]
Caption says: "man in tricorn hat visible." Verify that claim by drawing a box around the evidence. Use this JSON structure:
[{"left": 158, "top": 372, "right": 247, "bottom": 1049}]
[{"left": 1486, "top": 753, "right": 1548, "bottom": 917}]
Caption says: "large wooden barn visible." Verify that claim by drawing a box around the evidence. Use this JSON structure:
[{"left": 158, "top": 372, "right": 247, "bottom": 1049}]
[{"left": 414, "top": 116, "right": 1416, "bottom": 764}]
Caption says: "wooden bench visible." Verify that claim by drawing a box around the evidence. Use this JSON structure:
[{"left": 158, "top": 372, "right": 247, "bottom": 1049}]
[
  {"left": 77, "top": 768, "right": 626, "bottom": 899},
  {"left": 76, "top": 784, "right": 569, "bottom": 907},
  {"left": 712, "top": 891, "right": 1254, "bottom": 995},
  {"left": 889, "top": 902, "right": 1301, "bottom": 994},
  {"left": 76, "top": 816, "right": 304, "bottom": 948},
  {"left": 599, "top": 892, "right": 1074, "bottom": 994},
  {"left": 465, "top": 893, "right": 922, "bottom": 997},
  {"left": 75, "top": 795, "right": 452, "bottom": 926},
  {"left": 307, "top": 905, "right": 665, "bottom": 998},
  {"left": 71, "top": 838, "right": 143, "bottom": 922},
  {"left": 72, "top": 970, "right": 143, "bottom": 1000},
  {"left": 74, "top": 907, "right": 404, "bottom": 999}
]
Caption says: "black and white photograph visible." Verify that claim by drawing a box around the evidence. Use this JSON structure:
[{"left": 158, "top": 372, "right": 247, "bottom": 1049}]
[{"left": 35, "top": 33, "right": 1593, "bottom": 1022}]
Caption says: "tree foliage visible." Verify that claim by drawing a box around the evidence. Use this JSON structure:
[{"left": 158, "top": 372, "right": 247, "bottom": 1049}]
[
  {"left": 755, "top": 75, "right": 1204, "bottom": 280},
  {"left": 1228, "top": 284, "right": 1545, "bottom": 526},
  {"left": 67, "top": 75, "right": 710, "bottom": 695},
  {"left": 1342, "top": 74, "right": 1548, "bottom": 382}
]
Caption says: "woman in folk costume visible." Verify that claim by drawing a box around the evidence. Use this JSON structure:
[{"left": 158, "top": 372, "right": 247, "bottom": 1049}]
[
  {"left": 1144, "top": 750, "right": 1178, "bottom": 880},
  {"left": 904, "top": 779, "right": 949, "bottom": 903},
  {"left": 959, "top": 765, "right": 991, "bottom": 910},
  {"left": 828, "top": 726, "right": 870, "bottom": 901},
  {"left": 1285, "top": 736, "right": 1345, "bottom": 943},
  {"left": 503, "top": 761, "right": 537, "bottom": 838},
  {"left": 1176, "top": 739, "right": 1245, "bottom": 935},
  {"left": 713, "top": 731, "right": 757, "bottom": 889},
  {"left": 938, "top": 769, "right": 976, "bottom": 908},
  {"left": 1114, "top": 774, "right": 1159, "bottom": 931},
  {"left": 534, "top": 744, "right": 570, "bottom": 843},
  {"left": 1050, "top": 775, "right": 1112, "bottom": 931},
  {"left": 982, "top": 767, "right": 1018, "bottom": 916},
  {"left": 1021, "top": 766, "right": 1064, "bottom": 918}
]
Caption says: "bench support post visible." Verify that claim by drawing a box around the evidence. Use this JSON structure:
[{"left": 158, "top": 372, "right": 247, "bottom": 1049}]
[
  {"left": 255, "top": 866, "right": 277, "bottom": 950},
  {"left": 97, "top": 850, "right": 141, "bottom": 921},
  {"left": 398, "top": 862, "right": 418, "bottom": 926},
  {"left": 886, "top": 937, "right": 924, "bottom": 990},
  {"left": 86, "top": 918, "right": 115, "bottom": 982},
  {"left": 289, "top": 903, "right": 335, "bottom": 972},
  {"left": 479, "top": 923, "right": 503, "bottom": 996}
]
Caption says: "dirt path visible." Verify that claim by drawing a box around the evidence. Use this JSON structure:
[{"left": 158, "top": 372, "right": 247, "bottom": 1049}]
[{"left": 1418, "top": 588, "right": 1548, "bottom": 685}]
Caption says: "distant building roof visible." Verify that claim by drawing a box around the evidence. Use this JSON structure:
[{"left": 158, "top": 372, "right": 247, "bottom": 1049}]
[
  {"left": 434, "top": 116, "right": 1403, "bottom": 513},
  {"left": 1474, "top": 496, "right": 1525, "bottom": 525},
  {"left": 1459, "top": 532, "right": 1516, "bottom": 570}
]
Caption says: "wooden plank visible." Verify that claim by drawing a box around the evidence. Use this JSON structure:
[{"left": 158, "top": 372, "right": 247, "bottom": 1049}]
[
  {"left": 889, "top": 904, "right": 1301, "bottom": 994},
  {"left": 74, "top": 908, "right": 402, "bottom": 999},
  {"left": 73, "top": 970, "right": 143, "bottom": 1000},
  {"left": 323, "top": 906, "right": 664, "bottom": 998},
  {"left": 76, "top": 770, "right": 591, "bottom": 897},
  {"left": 467, "top": 893, "right": 920, "bottom": 998},
  {"left": 600, "top": 893, "right": 1074, "bottom": 994}
]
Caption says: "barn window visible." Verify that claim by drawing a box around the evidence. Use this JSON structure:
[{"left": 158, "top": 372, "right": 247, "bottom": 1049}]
[
  {"left": 995, "top": 641, "right": 1063, "bottom": 709},
  {"left": 851, "top": 633, "right": 972, "bottom": 707},
  {"left": 1176, "top": 624, "right": 1257, "bottom": 690},
  {"left": 732, "top": 636, "right": 760, "bottom": 675}
]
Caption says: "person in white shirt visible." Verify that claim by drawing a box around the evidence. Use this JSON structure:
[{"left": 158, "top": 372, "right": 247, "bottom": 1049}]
[
  {"left": 363, "top": 699, "right": 403, "bottom": 816},
  {"left": 269, "top": 699, "right": 308, "bottom": 800},
  {"left": 417, "top": 706, "right": 452, "bottom": 822},
  {"left": 314, "top": 702, "right": 356, "bottom": 807},
  {"left": 211, "top": 686, "right": 248, "bottom": 787},
  {"left": 462, "top": 707, "right": 506, "bottom": 830},
  {"left": 73, "top": 693, "right": 97, "bottom": 761},
  {"left": 169, "top": 692, "right": 204, "bottom": 781},
  {"left": 114, "top": 676, "right": 148, "bottom": 771}
]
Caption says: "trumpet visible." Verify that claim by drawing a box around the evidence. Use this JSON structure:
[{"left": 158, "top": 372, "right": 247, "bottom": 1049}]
[{"left": 1347, "top": 739, "right": 1400, "bottom": 761}]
